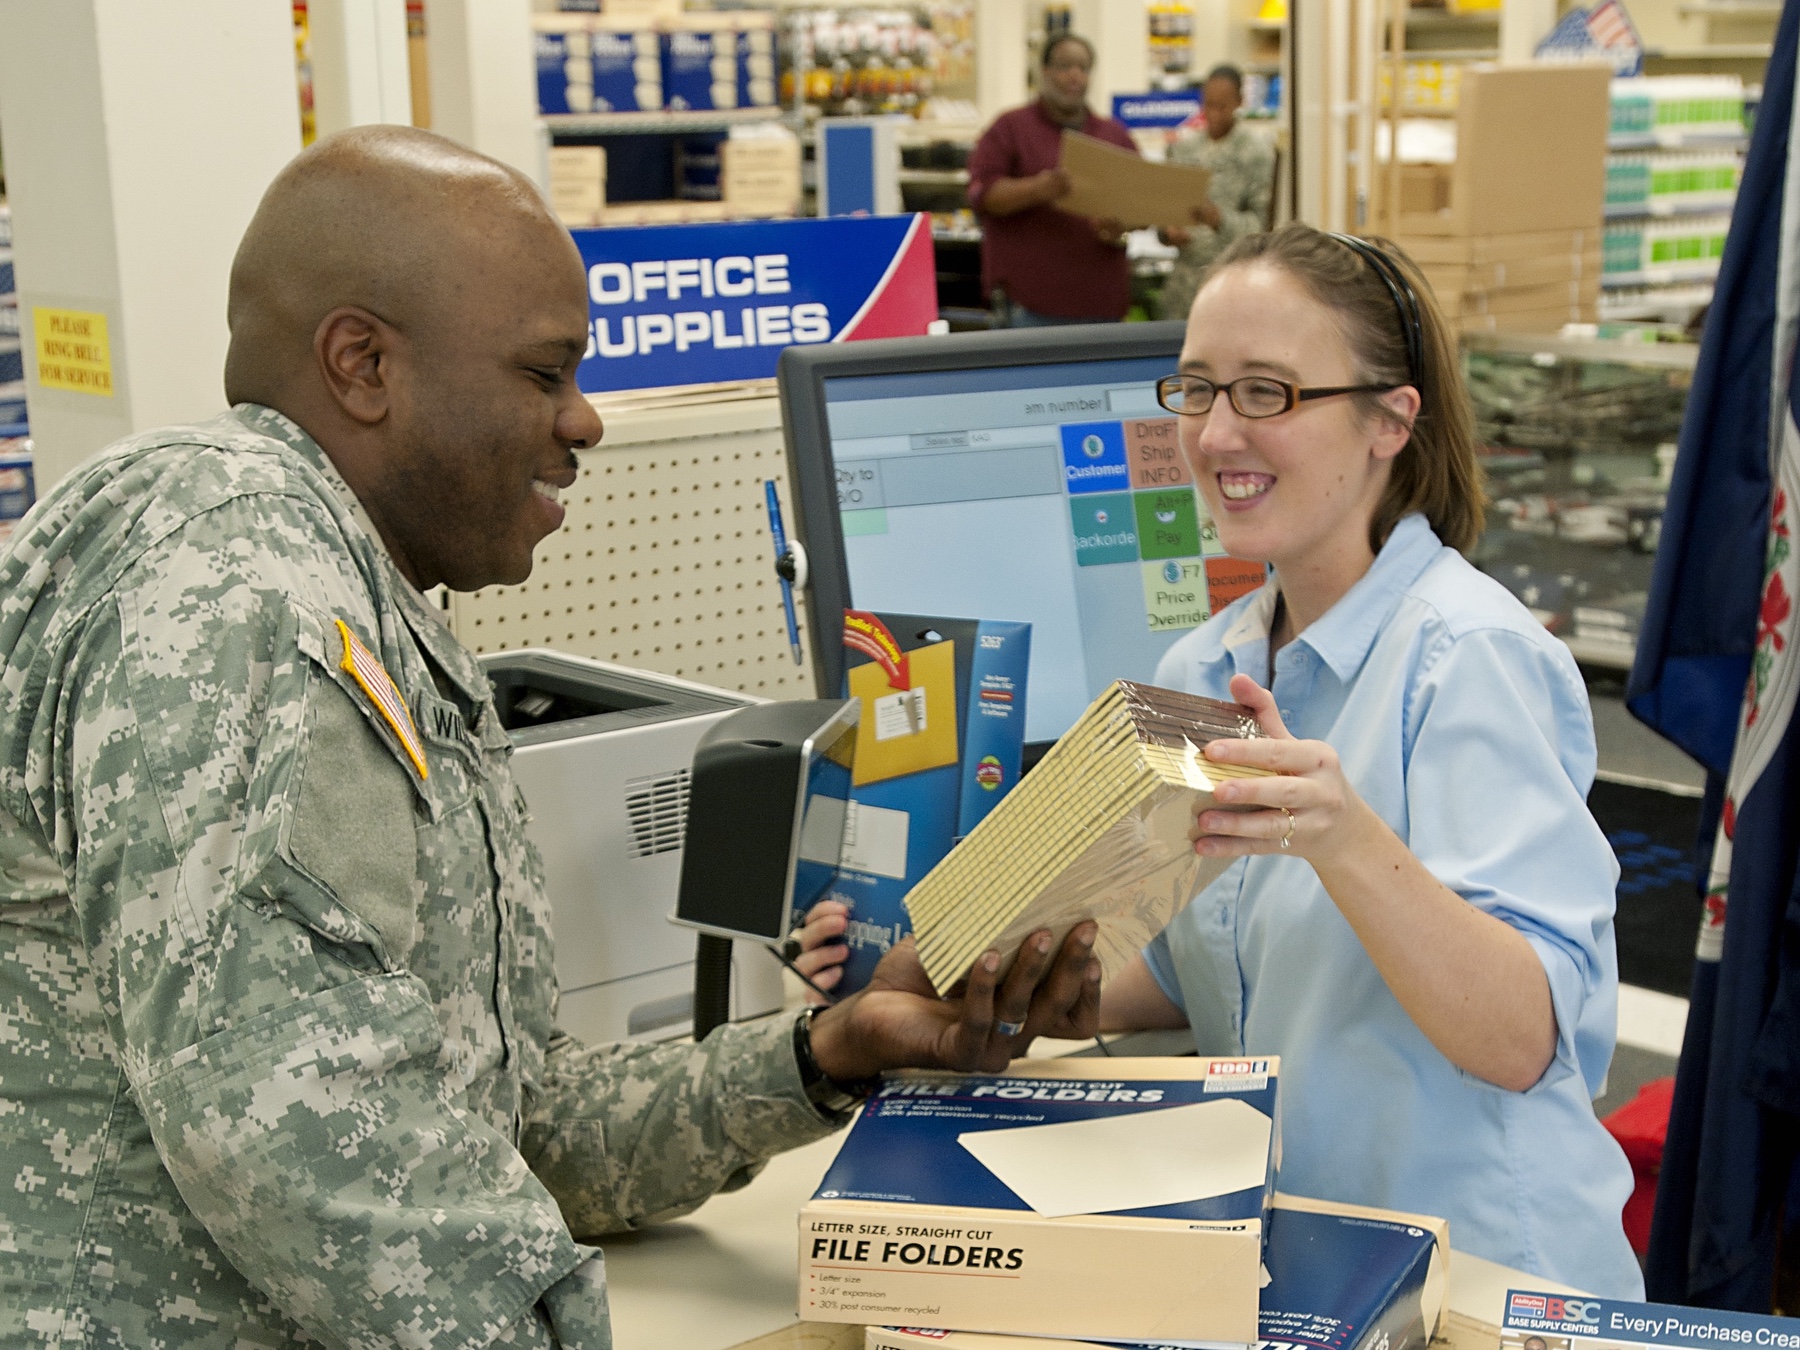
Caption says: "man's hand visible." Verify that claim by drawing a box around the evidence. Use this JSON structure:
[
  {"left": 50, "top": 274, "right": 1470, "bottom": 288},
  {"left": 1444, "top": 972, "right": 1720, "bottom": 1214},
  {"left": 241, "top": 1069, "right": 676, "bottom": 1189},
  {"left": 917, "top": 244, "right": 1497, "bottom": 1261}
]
[
  {"left": 1193, "top": 199, "right": 1223, "bottom": 230},
  {"left": 807, "top": 923, "right": 1101, "bottom": 1081}
]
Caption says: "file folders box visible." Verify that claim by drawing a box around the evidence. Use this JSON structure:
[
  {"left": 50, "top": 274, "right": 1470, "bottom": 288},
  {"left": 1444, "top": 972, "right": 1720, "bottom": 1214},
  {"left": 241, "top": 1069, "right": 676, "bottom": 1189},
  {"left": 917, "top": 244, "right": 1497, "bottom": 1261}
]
[
  {"left": 866, "top": 1191, "right": 1448, "bottom": 1350},
  {"left": 799, "top": 1057, "right": 1280, "bottom": 1343}
]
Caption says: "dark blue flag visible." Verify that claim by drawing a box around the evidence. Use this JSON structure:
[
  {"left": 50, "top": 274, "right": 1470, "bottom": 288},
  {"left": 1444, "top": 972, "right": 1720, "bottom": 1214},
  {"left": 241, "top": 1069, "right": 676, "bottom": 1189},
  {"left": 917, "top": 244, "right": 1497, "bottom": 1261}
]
[{"left": 1628, "top": 0, "right": 1800, "bottom": 1308}]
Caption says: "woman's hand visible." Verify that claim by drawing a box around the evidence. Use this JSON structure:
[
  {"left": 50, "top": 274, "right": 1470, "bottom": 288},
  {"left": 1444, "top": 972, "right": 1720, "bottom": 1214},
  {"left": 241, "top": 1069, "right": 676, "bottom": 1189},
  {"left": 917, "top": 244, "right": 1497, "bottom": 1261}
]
[
  {"left": 1191, "top": 672, "right": 1381, "bottom": 868},
  {"left": 789, "top": 898, "right": 851, "bottom": 1004}
]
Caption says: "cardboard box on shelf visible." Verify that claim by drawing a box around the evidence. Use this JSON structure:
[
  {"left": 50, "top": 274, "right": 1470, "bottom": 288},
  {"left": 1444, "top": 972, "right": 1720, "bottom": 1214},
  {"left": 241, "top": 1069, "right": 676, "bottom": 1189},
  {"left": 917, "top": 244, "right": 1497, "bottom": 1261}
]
[
  {"left": 1400, "top": 226, "right": 1601, "bottom": 335},
  {"left": 722, "top": 128, "right": 803, "bottom": 217},
  {"left": 1384, "top": 64, "right": 1610, "bottom": 238},
  {"left": 598, "top": 198, "right": 732, "bottom": 225},
  {"left": 548, "top": 145, "right": 607, "bottom": 227}
]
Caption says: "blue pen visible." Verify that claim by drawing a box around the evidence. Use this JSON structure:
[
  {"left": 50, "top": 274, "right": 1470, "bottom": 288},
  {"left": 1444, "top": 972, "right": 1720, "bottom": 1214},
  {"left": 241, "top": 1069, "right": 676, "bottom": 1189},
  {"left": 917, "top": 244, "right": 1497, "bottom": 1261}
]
[{"left": 764, "top": 480, "right": 804, "bottom": 666}]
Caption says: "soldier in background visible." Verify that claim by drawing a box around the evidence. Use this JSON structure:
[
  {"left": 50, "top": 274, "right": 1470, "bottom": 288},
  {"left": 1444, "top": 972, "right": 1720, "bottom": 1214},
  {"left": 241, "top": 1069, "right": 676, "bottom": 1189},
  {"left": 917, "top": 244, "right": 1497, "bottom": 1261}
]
[
  {"left": 0, "top": 126, "right": 1100, "bottom": 1349},
  {"left": 1157, "top": 65, "right": 1277, "bottom": 322}
]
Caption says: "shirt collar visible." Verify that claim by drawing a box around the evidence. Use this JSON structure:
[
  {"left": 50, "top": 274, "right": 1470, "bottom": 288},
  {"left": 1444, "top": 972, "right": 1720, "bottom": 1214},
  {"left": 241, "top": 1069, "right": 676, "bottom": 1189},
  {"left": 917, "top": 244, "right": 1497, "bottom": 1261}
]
[
  {"left": 1034, "top": 98, "right": 1094, "bottom": 133},
  {"left": 230, "top": 402, "right": 395, "bottom": 562},
  {"left": 1280, "top": 514, "right": 1444, "bottom": 682},
  {"left": 228, "top": 402, "right": 491, "bottom": 700}
]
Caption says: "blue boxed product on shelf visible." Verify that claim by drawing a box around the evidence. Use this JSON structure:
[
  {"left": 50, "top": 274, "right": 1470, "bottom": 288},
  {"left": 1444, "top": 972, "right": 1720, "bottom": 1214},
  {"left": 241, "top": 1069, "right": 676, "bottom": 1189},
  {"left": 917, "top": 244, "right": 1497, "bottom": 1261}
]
[
  {"left": 592, "top": 20, "right": 662, "bottom": 114},
  {"left": 0, "top": 341, "right": 21, "bottom": 386},
  {"left": 661, "top": 20, "right": 736, "bottom": 112},
  {"left": 866, "top": 1192, "right": 1449, "bottom": 1350},
  {"left": 0, "top": 447, "right": 36, "bottom": 540},
  {"left": 800, "top": 1056, "right": 1281, "bottom": 1343},
  {"left": 534, "top": 15, "right": 661, "bottom": 115},
  {"left": 797, "top": 611, "right": 1028, "bottom": 995},
  {"left": 660, "top": 15, "right": 775, "bottom": 111}
]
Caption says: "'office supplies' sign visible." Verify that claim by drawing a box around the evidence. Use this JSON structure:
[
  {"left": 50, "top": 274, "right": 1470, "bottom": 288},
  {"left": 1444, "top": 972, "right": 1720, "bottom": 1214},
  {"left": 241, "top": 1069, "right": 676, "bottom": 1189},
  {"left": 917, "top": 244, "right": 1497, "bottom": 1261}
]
[{"left": 571, "top": 214, "right": 937, "bottom": 394}]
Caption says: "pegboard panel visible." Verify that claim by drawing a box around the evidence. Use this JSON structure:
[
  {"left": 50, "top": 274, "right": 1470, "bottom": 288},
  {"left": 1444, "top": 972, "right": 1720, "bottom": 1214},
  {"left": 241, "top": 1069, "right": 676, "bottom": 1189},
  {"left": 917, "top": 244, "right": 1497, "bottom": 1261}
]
[{"left": 448, "top": 393, "right": 819, "bottom": 698}]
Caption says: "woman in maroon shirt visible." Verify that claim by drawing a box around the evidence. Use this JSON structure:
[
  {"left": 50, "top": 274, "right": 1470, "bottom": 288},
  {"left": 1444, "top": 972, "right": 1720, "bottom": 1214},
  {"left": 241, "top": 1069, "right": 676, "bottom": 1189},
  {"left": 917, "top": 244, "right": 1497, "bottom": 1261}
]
[{"left": 966, "top": 33, "right": 1136, "bottom": 326}]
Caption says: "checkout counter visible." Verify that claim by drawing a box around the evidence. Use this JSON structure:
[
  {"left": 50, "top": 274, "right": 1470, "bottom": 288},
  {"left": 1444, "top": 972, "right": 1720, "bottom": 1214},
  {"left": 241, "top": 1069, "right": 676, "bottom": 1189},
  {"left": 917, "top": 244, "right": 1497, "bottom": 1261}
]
[{"left": 599, "top": 1030, "right": 1586, "bottom": 1350}]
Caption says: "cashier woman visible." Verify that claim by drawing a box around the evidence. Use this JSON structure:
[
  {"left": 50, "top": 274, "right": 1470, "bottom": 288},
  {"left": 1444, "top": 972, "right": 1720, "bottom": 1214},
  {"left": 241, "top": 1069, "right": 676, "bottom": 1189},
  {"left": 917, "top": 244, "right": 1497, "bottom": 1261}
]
[{"left": 799, "top": 223, "right": 1644, "bottom": 1297}]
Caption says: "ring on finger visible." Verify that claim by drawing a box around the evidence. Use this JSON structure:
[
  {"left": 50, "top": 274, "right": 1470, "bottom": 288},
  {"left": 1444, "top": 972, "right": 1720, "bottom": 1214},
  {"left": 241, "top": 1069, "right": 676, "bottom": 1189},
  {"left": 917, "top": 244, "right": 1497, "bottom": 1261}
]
[
  {"left": 996, "top": 1018, "right": 1026, "bottom": 1037},
  {"left": 1279, "top": 806, "right": 1295, "bottom": 851}
]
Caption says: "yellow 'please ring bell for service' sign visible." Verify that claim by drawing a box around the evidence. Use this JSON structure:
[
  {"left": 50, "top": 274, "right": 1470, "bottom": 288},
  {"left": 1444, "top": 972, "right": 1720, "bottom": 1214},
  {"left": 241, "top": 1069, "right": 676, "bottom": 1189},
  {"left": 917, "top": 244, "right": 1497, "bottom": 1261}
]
[{"left": 33, "top": 308, "right": 114, "bottom": 396}]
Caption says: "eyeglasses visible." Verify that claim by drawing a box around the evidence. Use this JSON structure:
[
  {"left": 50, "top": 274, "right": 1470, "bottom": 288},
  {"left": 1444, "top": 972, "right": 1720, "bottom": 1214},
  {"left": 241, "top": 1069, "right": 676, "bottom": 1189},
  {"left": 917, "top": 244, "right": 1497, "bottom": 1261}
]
[{"left": 1156, "top": 373, "right": 1402, "bottom": 419}]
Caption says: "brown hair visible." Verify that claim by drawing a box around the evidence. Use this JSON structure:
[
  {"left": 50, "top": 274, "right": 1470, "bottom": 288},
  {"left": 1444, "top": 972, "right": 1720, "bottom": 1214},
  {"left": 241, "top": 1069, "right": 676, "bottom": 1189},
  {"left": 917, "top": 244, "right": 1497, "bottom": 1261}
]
[{"left": 1207, "top": 222, "right": 1486, "bottom": 555}]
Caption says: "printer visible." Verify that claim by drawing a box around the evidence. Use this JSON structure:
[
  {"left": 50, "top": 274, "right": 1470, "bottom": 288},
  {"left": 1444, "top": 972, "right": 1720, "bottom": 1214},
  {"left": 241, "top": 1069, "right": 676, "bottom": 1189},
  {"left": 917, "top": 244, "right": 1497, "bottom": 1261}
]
[{"left": 480, "top": 648, "right": 787, "bottom": 1044}]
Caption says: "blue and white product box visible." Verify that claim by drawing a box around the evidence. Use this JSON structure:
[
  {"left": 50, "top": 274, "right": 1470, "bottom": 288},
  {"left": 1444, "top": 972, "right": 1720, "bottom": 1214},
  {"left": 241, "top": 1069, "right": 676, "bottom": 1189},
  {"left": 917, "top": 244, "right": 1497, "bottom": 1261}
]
[
  {"left": 805, "top": 613, "right": 1028, "bottom": 995},
  {"left": 1504, "top": 1292, "right": 1800, "bottom": 1350},
  {"left": 0, "top": 449, "right": 36, "bottom": 543},
  {"left": 799, "top": 1057, "right": 1281, "bottom": 1343},
  {"left": 866, "top": 1191, "right": 1450, "bottom": 1350},
  {"left": 534, "top": 16, "right": 593, "bottom": 115},
  {"left": 535, "top": 14, "right": 661, "bottom": 114},
  {"left": 657, "top": 16, "right": 734, "bottom": 112},
  {"left": 594, "top": 18, "right": 662, "bottom": 114},
  {"left": 738, "top": 16, "right": 777, "bottom": 108}
]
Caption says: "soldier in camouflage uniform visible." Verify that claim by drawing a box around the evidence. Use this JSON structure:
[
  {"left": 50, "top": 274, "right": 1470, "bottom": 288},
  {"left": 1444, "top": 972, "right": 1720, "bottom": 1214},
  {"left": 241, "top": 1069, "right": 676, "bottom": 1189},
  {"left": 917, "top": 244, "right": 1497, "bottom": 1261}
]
[
  {"left": 0, "top": 127, "right": 1101, "bottom": 1349},
  {"left": 1157, "top": 66, "right": 1278, "bottom": 323}
]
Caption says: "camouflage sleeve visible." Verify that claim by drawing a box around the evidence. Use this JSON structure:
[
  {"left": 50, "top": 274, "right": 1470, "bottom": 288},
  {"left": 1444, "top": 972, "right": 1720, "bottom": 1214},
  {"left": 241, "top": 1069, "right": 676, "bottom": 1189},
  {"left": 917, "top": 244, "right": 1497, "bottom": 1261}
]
[
  {"left": 52, "top": 497, "right": 597, "bottom": 1349},
  {"left": 522, "top": 1010, "right": 839, "bottom": 1239},
  {"left": 1214, "top": 138, "right": 1274, "bottom": 246}
]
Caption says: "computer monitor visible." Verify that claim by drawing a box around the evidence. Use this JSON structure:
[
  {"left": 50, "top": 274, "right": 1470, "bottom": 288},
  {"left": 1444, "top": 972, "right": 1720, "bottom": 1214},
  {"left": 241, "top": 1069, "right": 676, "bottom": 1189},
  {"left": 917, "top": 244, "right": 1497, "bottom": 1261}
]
[{"left": 779, "top": 324, "right": 1269, "bottom": 750}]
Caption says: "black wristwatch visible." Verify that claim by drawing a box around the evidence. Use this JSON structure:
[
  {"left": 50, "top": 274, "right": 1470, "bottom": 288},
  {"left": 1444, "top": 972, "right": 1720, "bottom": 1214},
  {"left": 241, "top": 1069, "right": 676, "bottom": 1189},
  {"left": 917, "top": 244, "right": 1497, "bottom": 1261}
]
[{"left": 794, "top": 1007, "right": 879, "bottom": 1120}]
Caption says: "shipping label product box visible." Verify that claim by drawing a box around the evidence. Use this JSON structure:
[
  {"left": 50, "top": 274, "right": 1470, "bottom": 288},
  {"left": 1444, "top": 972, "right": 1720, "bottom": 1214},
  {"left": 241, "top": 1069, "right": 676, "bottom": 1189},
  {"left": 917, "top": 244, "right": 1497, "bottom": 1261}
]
[
  {"left": 1398, "top": 64, "right": 1611, "bottom": 238},
  {"left": 799, "top": 1057, "right": 1280, "bottom": 1343},
  {"left": 805, "top": 612, "right": 1029, "bottom": 994},
  {"left": 867, "top": 1191, "right": 1448, "bottom": 1350},
  {"left": 1502, "top": 1292, "right": 1800, "bottom": 1350},
  {"left": 548, "top": 145, "right": 608, "bottom": 227}
]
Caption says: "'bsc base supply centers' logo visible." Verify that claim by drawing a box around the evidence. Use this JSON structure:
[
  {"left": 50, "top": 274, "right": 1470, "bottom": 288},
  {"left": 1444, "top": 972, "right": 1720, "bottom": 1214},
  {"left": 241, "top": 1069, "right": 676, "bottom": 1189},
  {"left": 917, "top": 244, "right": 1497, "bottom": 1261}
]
[{"left": 975, "top": 754, "right": 1004, "bottom": 790}]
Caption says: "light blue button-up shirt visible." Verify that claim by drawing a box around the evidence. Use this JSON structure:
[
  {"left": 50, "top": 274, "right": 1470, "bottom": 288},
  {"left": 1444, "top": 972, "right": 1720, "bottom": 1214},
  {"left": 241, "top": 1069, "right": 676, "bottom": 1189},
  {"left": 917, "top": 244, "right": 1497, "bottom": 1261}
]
[{"left": 1145, "top": 513, "right": 1643, "bottom": 1297}]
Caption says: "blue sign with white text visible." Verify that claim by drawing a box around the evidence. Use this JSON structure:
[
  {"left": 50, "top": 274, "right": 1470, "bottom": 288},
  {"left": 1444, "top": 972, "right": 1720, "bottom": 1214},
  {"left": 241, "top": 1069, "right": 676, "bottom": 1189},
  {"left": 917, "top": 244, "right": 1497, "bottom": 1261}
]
[
  {"left": 571, "top": 214, "right": 936, "bottom": 394},
  {"left": 1112, "top": 94, "right": 1202, "bottom": 128}
]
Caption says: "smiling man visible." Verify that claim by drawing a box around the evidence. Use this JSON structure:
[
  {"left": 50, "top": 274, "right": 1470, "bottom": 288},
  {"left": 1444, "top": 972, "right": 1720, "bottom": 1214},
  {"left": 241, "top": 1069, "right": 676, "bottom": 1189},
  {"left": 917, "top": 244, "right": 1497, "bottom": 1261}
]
[{"left": 0, "top": 126, "right": 1100, "bottom": 1348}]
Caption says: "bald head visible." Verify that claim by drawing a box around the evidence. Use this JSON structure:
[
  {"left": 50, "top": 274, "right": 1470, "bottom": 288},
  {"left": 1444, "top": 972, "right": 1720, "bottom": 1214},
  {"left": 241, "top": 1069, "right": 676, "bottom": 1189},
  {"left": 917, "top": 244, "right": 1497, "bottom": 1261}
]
[
  {"left": 221, "top": 125, "right": 603, "bottom": 593},
  {"left": 224, "top": 125, "right": 572, "bottom": 407}
]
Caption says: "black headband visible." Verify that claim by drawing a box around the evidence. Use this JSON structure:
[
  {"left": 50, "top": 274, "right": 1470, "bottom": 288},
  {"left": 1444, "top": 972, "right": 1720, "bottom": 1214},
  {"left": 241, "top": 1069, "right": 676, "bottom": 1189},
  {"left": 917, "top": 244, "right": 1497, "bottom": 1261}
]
[{"left": 1327, "top": 232, "right": 1425, "bottom": 397}]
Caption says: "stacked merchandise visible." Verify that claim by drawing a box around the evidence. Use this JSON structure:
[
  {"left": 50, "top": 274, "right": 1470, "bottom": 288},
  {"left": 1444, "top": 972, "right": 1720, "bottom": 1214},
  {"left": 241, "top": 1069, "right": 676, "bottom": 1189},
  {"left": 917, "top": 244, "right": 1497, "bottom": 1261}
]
[
  {"left": 799, "top": 1057, "right": 1283, "bottom": 1342},
  {"left": 0, "top": 205, "right": 31, "bottom": 547},
  {"left": 0, "top": 205, "right": 22, "bottom": 431},
  {"left": 547, "top": 145, "right": 607, "bottom": 227},
  {"left": 903, "top": 682, "right": 1274, "bottom": 996},
  {"left": 533, "top": 9, "right": 776, "bottom": 116},
  {"left": 1602, "top": 77, "right": 1745, "bottom": 322},
  {"left": 781, "top": 7, "right": 947, "bottom": 117},
  {"left": 1391, "top": 64, "right": 1610, "bottom": 336},
  {"left": 865, "top": 1193, "right": 1450, "bottom": 1350},
  {"left": 676, "top": 124, "right": 803, "bottom": 218}
]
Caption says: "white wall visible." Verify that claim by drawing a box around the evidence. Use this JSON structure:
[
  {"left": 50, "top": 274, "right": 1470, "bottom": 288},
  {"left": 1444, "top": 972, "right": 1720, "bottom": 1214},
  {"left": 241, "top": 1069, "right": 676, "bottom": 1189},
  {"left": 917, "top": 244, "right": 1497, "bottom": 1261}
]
[
  {"left": 426, "top": 0, "right": 543, "bottom": 185},
  {"left": 0, "top": 0, "right": 301, "bottom": 487}
]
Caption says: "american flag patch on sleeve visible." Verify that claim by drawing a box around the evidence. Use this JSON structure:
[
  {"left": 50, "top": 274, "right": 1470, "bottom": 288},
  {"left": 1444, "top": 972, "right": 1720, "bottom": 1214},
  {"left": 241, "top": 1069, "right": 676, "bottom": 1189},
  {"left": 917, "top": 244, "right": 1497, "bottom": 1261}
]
[{"left": 334, "top": 619, "right": 429, "bottom": 780}]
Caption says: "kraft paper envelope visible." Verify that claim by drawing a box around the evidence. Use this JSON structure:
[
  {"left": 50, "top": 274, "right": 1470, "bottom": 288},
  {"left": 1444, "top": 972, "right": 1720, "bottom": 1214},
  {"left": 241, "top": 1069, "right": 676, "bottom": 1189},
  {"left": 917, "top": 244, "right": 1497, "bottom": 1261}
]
[
  {"left": 1058, "top": 130, "right": 1213, "bottom": 231},
  {"left": 848, "top": 638, "right": 959, "bottom": 787},
  {"left": 957, "top": 1097, "right": 1271, "bottom": 1218}
]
